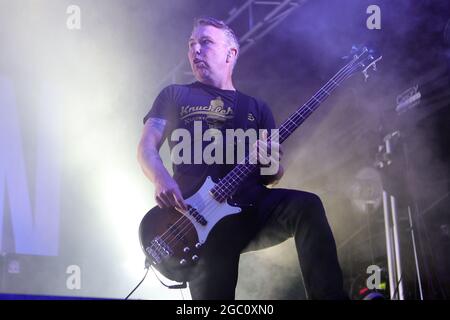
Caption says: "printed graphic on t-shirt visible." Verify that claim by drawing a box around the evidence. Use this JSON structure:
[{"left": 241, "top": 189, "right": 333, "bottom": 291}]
[{"left": 179, "top": 96, "right": 234, "bottom": 129}]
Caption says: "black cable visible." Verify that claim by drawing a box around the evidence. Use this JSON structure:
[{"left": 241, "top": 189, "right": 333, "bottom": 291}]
[
  {"left": 125, "top": 266, "right": 150, "bottom": 300},
  {"left": 149, "top": 264, "right": 187, "bottom": 289},
  {"left": 125, "top": 259, "right": 187, "bottom": 300}
]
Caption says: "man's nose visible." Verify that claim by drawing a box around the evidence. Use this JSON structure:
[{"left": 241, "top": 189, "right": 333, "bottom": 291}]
[{"left": 191, "top": 43, "right": 201, "bottom": 54}]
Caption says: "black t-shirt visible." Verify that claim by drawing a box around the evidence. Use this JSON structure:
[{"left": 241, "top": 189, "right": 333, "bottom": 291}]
[{"left": 143, "top": 81, "right": 276, "bottom": 202}]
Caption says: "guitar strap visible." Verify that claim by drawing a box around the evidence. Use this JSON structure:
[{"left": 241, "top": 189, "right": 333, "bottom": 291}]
[{"left": 229, "top": 91, "right": 257, "bottom": 208}]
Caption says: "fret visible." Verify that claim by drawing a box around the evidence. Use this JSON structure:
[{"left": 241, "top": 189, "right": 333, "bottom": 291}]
[
  {"left": 286, "top": 117, "right": 297, "bottom": 127},
  {"left": 321, "top": 88, "right": 331, "bottom": 96},
  {"left": 312, "top": 96, "right": 321, "bottom": 103}
]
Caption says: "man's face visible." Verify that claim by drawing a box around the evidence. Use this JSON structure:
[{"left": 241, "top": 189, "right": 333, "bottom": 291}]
[{"left": 188, "top": 25, "right": 231, "bottom": 82}]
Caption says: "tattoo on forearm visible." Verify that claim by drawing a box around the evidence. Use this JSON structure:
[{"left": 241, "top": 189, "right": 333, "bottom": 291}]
[{"left": 147, "top": 117, "right": 167, "bottom": 133}]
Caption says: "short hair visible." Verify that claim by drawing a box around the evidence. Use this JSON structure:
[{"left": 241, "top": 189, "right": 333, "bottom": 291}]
[{"left": 193, "top": 17, "right": 240, "bottom": 60}]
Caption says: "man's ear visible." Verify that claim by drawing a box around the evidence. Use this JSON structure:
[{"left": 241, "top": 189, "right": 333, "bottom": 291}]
[{"left": 227, "top": 48, "right": 237, "bottom": 62}]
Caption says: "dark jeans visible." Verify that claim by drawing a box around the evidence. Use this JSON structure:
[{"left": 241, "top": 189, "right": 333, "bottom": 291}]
[{"left": 188, "top": 188, "right": 347, "bottom": 300}]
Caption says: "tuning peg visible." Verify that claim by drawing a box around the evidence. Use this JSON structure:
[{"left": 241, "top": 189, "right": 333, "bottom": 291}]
[{"left": 342, "top": 45, "right": 358, "bottom": 59}]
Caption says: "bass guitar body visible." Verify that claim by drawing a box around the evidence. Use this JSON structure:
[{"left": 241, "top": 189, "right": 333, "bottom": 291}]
[{"left": 139, "top": 176, "right": 242, "bottom": 282}]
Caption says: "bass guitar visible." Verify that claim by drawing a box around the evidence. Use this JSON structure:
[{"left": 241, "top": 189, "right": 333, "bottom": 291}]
[{"left": 139, "top": 46, "right": 382, "bottom": 282}]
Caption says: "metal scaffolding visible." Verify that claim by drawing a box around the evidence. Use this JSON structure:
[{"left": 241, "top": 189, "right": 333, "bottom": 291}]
[{"left": 158, "top": 0, "right": 307, "bottom": 87}]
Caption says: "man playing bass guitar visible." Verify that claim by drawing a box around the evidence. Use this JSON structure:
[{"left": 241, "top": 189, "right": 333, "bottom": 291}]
[{"left": 138, "top": 17, "right": 347, "bottom": 300}]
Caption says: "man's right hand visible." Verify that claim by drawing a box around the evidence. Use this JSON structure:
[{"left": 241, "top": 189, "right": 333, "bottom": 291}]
[
  {"left": 154, "top": 175, "right": 187, "bottom": 211},
  {"left": 138, "top": 117, "right": 188, "bottom": 212}
]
